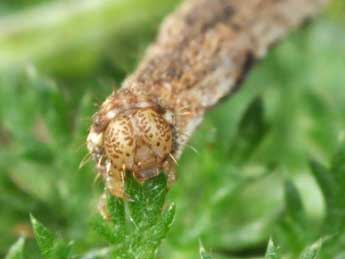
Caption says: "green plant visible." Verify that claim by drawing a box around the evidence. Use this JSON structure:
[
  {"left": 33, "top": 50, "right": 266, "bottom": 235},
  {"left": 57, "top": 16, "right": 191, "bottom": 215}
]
[
  {"left": 27, "top": 174, "right": 174, "bottom": 259},
  {"left": 1, "top": 0, "right": 345, "bottom": 258}
]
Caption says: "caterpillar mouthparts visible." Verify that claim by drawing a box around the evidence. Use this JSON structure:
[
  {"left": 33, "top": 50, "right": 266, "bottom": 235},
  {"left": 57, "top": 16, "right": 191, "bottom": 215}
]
[{"left": 87, "top": 89, "right": 177, "bottom": 198}]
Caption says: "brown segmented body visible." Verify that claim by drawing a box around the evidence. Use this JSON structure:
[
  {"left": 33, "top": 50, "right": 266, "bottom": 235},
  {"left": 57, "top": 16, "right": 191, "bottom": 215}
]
[{"left": 87, "top": 0, "right": 328, "bottom": 198}]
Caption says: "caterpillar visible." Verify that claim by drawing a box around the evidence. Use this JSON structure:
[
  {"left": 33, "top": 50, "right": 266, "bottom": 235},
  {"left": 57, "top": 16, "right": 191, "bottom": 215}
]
[
  {"left": 87, "top": 0, "right": 327, "bottom": 198},
  {"left": 87, "top": 89, "right": 177, "bottom": 198}
]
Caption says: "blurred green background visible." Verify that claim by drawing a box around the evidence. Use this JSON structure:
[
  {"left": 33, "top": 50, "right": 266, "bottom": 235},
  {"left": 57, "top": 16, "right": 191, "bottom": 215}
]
[{"left": 0, "top": 0, "right": 344, "bottom": 258}]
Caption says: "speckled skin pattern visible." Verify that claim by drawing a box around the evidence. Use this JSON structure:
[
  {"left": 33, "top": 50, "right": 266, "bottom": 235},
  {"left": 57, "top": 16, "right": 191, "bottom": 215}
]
[
  {"left": 87, "top": 0, "right": 327, "bottom": 198},
  {"left": 87, "top": 90, "right": 176, "bottom": 198}
]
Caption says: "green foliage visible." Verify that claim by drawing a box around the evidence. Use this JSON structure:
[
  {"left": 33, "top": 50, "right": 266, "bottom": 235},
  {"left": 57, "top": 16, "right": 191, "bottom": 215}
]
[
  {"left": 92, "top": 174, "right": 175, "bottom": 259},
  {"left": 25, "top": 174, "right": 174, "bottom": 259},
  {"left": 265, "top": 239, "right": 280, "bottom": 259},
  {"left": 274, "top": 180, "right": 309, "bottom": 255},
  {"left": 310, "top": 148, "right": 345, "bottom": 236},
  {"left": 272, "top": 145, "right": 345, "bottom": 259},
  {"left": 31, "top": 215, "right": 72, "bottom": 259},
  {"left": 199, "top": 243, "right": 215, "bottom": 259},
  {"left": 309, "top": 146, "right": 345, "bottom": 258},
  {"left": 228, "top": 97, "right": 269, "bottom": 164},
  {"left": 0, "top": 0, "right": 345, "bottom": 259},
  {"left": 5, "top": 238, "right": 25, "bottom": 259},
  {"left": 299, "top": 238, "right": 326, "bottom": 259}
]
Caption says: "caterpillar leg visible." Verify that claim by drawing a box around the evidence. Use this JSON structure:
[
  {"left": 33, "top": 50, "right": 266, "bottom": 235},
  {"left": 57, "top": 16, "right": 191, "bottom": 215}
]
[
  {"left": 163, "top": 160, "right": 176, "bottom": 188},
  {"left": 97, "top": 192, "right": 110, "bottom": 220},
  {"left": 105, "top": 168, "right": 126, "bottom": 199},
  {"left": 133, "top": 168, "right": 160, "bottom": 183}
]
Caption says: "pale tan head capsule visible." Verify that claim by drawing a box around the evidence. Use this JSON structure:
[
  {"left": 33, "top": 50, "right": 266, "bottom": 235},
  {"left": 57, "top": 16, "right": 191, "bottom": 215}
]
[{"left": 87, "top": 90, "right": 176, "bottom": 198}]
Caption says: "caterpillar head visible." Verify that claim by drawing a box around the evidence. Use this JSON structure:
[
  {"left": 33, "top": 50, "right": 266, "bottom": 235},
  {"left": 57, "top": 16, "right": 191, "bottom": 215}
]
[{"left": 87, "top": 90, "right": 176, "bottom": 198}]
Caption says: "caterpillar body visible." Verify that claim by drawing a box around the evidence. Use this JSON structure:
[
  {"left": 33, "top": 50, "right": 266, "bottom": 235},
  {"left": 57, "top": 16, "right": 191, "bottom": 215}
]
[
  {"left": 87, "top": 89, "right": 176, "bottom": 198},
  {"left": 87, "top": 0, "right": 327, "bottom": 198}
]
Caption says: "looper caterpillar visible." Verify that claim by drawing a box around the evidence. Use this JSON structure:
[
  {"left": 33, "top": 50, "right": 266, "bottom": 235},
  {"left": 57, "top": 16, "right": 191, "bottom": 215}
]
[{"left": 87, "top": 0, "right": 328, "bottom": 198}]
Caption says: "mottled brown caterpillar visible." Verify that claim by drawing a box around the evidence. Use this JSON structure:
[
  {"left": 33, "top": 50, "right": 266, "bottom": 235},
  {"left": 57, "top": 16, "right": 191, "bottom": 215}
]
[
  {"left": 87, "top": 89, "right": 177, "bottom": 198},
  {"left": 87, "top": 0, "right": 328, "bottom": 198}
]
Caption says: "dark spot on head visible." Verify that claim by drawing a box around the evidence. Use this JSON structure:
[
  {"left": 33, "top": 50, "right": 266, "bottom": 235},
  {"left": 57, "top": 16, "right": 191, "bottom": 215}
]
[{"left": 157, "top": 142, "right": 160, "bottom": 147}]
